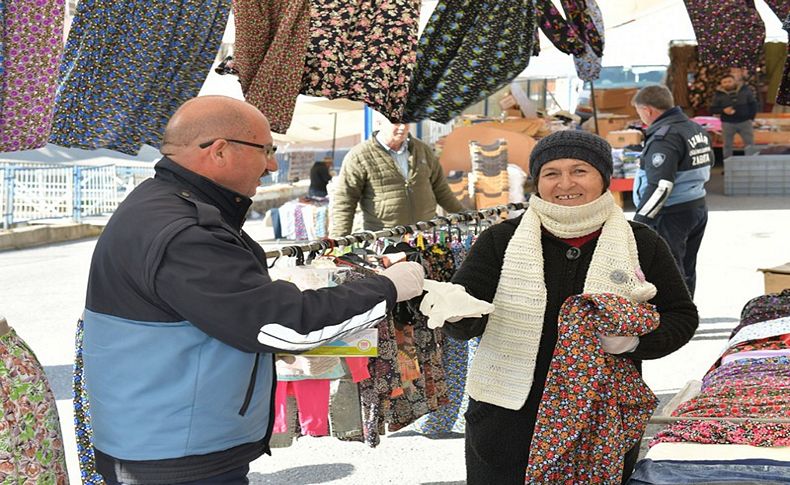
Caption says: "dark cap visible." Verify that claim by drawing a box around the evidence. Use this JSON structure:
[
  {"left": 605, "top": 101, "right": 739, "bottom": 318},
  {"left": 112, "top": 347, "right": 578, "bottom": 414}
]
[{"left": 529, "top": 130, "right": 613, "bottom": 188}]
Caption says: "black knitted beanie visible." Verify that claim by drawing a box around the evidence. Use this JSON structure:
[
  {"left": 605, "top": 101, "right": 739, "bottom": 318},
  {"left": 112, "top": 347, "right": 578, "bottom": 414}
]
[{"left": 529, "top": 130, "right": 613, "bottom": 188}]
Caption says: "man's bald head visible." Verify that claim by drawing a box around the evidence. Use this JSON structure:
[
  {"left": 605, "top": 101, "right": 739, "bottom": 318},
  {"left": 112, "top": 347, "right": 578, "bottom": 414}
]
[
  {"left": 159, "top": 96, "right": 278, "bottom": 197},
  {"left": 161, "top": 96, "right": 267, "bottom": 152}
]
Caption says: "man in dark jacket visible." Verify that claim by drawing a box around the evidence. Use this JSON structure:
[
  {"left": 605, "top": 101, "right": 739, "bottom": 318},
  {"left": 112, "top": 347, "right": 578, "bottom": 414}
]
[
  {"left": 82, "top": 95, "right": 425, "bottom": 484},
  {"left": 632, "top": 85, "right": 713, "bottom": 297},
  {"left": 710, "top": 73, "right": 758, "bottom": 159},
  {"left": 308, "top": 157, "right": 333, "bottom": 197}
]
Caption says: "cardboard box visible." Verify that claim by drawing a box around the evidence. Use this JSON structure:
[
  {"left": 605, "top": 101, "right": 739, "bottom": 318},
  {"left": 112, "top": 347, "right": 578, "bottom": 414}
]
[
  {"left": 582, "top": 115, "right": 635, "bottom": 138},
  {"left": 503, "top": 108, "right": 523, "bottom": 118},
  {"left": 593, "top": 88, "right": 638, "bottom": 110},
  {"left": 758, "top": 263, "right": 790, "bottom": 294},
  {"left": 606, "top": 129, "right": 643, "bottom": 148},
  {"left": 753, "top": 130, "right": 790, "bottom": 145},
  {"left": 499, "top": 93, "right": 518, "bottom": 110}
]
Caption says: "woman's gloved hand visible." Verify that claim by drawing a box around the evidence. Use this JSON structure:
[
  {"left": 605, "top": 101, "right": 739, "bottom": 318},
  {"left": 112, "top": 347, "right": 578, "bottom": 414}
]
[
  {"left": 598, "top": 334, "right": 639, "bottom": 354},
  {"left": 381, "top": 261, "right": 425, "bottom": 302}
]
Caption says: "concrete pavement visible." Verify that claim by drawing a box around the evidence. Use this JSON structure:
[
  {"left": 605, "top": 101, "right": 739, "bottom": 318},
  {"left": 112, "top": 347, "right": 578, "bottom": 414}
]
[{"left": 1, "top": 167, "right": 789, "bottom": 484}]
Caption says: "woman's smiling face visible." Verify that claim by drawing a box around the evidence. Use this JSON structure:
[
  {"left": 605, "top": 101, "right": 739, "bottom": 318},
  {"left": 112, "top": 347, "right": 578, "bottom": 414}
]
[{"left": 537, "top": 158, "right": 605, "bottom": 206}]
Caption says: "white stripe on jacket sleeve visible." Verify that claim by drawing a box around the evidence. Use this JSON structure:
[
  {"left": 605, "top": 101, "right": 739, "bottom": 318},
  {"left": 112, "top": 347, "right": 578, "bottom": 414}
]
[{"left": 257, "top": 300, "right": 387, "bottom": 352}]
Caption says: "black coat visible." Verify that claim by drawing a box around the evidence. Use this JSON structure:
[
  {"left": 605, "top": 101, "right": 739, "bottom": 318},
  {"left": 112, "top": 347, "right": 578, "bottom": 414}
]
[{"left": 444, "top": 215, "right": 698, "bottom": 470}]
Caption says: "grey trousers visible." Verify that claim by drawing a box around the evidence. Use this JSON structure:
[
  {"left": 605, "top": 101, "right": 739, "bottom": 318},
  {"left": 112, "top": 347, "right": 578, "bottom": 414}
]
[{"left": 722, "top": 120, "right": 754, "bottom": 159}]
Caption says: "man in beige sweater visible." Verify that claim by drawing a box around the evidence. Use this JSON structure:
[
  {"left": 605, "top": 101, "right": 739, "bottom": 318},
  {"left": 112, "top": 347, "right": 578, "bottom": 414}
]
[{"left": 331, "top": 121, "right": 463, "bottom": 237}]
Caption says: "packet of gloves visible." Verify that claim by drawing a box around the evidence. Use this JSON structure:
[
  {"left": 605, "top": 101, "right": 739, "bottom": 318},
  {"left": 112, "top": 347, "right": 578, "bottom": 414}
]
[{"left": 418, "top": 280, "right": 496, "bottom": 329}]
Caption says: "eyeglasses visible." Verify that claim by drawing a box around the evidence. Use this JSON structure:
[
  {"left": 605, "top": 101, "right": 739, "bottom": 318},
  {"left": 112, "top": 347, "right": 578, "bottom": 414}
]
[{"left": 199, "top": 139, "right": 277, "bottom": 157}]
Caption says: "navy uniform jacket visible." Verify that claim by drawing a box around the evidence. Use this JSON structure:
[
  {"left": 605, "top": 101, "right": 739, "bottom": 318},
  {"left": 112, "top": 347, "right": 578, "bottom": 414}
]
[{"left": 633, "top": 107, "right": 713, "bottom": 223}]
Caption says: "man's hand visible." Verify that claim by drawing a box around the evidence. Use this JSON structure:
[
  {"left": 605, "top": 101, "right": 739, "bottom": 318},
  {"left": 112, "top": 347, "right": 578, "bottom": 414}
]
[
  {"left": 382, "top": 261, "right": 425, "bottom": 302},
  {"left": 723, "top": 107, "right": 736, "bottom": 115}
]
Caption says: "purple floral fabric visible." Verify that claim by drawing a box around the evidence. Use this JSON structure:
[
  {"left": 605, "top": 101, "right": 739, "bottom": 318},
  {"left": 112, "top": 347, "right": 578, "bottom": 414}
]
[
  {"left": 573, "top": 0, "right": 604, "bottom": 81},
  {"left": 0, "top": 0, "right": 64, "bottom": 152},
  {"left": 683, "top": 0, "right": 765, "bottom": 71}
]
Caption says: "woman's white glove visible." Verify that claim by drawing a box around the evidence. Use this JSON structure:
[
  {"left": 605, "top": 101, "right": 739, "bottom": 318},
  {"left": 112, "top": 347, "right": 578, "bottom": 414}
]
[
  {"left": 598, "top": 334, "right": 639, "bottom": 354},
  {"left": 381, "top": 261, "right": 425, "bottom": 302}
]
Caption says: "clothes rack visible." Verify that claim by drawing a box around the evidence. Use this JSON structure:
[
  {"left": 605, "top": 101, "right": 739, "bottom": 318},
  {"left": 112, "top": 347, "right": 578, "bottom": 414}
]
[{"left": 263, "top": 202, "right": 527, "bottom": 259}]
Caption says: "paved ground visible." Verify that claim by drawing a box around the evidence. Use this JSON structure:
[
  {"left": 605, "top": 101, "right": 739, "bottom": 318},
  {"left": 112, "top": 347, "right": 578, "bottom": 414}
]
[{"left": 1, "top": 167, "right": 789, "bottom": 484}]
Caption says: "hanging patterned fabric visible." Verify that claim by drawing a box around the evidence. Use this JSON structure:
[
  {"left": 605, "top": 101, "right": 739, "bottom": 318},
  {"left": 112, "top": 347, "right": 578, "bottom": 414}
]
[
  {"left": 778, "top": 15, "right": 790, "bottom": 106},
  {"left": 74, "top": 318, "right": 106, "bottom": 484},
  {"left": 572, "top": 0, "right": 604, "bottom": 82},
  {"left": 764, "top": 0, "right": 790, "bottom": 21},
  {"left": 402, "top": 0, "right": 536, "bottom": 124},
  {"left": 562, "top": 0, "right": 604, "bottom": 57},
  {"left": 301, "top": 0, "right": 419, "bottom": 122},
  {"left": 233, "top": 0, "right": 310, "bottom": 134},
  {"left": 534, "top": 0, "right": 585, "bottom": 55},
  {"left": 49, "top": 0, "right": 231, "bottom": 155},
  {"left": 1, "top": 327, "right": 69, "bottom": 484},
  {"left": 526, "top": 294, "right": 660, "bottom": 484},
  {"left": 683, "top": 0, "right": 765, "bottom": 71},
  {"left": 0, "top": 0, "right": 64, "bottom": 152}
]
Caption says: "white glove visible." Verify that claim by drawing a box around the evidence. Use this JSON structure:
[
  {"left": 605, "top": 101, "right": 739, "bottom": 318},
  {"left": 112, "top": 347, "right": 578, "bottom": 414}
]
[
  {"left": 419, "top": 280, "right": 496, "bottom": 329},
  {"left": 598, "top": 334, "right": 639, "bottom": 354},
  {"left": 381, "top": 261, "right": 425, "bottom": 302}
]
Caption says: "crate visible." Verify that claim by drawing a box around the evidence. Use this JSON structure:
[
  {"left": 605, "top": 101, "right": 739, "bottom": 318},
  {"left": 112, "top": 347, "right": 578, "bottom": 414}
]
[{"left": 723, "top": 155, "right": 790, "bottom": 196}]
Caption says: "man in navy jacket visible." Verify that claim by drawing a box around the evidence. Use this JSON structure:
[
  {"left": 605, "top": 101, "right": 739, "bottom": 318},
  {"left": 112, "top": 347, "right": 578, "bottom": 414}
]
[
  {"left": 82, "top": 96, "right": 424, "bottom": 484},
  {"left": 710, "top": 72, "right": 758, "bottom": 160}
]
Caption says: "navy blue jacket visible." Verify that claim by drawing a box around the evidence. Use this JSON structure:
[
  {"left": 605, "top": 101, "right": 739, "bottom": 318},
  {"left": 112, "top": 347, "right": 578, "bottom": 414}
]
[
  {"left": 83, "top": 157, "right": 396, "bottom": 479},
  {"left": 710, "top": 85, "right": 758, "bottom": 124},
  {"left": 633, "top": 107, "right": 713, "bottom": 223}
]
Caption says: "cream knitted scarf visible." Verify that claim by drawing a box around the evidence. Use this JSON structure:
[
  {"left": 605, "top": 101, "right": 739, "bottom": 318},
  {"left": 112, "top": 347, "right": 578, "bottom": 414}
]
[{"left": 467, "top": 191, "right": 657, "bottom": 410}]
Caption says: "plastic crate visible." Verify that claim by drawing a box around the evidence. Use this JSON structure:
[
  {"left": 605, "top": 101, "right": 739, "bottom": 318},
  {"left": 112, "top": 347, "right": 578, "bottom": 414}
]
[{"left": 724, "top": 156, "right": 790, "bottom": 196}]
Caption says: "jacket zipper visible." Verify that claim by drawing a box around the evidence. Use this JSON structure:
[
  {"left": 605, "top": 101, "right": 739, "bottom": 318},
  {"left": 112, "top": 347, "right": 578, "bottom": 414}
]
[{"left": 238, "top": 353, "right": 260, "bottom": 416}]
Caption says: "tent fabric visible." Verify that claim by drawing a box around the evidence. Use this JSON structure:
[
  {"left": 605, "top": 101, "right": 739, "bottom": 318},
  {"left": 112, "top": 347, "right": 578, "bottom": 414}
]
[
  {"left": 403, "top": 0, "right": 536, "bottom": 124},
  {"left": 49, "top": 0, "right": 231, "bottom": 155},
  {"left": 0, "top": 0, "right": 64, "bottom": 153},
  {"left": 234, "top": 0, "right": 310, "bottom": 135}
]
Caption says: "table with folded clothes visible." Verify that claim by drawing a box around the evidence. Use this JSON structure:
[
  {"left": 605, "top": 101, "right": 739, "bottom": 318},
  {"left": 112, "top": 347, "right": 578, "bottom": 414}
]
[{"left": 629, "top": 289, "right": 790, "bottom": 485}]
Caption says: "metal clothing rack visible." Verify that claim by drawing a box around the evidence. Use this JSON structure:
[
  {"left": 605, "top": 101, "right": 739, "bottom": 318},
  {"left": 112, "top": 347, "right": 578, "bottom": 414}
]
[{"left": 263, "top": 202, "right": 528, "bottom": 259}]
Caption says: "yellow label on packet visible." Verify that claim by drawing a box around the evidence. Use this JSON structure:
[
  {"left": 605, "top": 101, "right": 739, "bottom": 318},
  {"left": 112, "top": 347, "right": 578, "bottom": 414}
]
[{"left": 302, "top": 328, "right": 378, "bottom": 357}]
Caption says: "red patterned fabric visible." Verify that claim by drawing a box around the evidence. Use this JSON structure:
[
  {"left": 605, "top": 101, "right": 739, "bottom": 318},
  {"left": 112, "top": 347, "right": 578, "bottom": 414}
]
[
  {"left": 653, "top": 356, "right": 790, "bottom": 447},
  {"left": 233, "top": 0, "right": 310, "bottom": 134},
  {"left": 526, "top": 293, "right": 659, "bottom": 484}
]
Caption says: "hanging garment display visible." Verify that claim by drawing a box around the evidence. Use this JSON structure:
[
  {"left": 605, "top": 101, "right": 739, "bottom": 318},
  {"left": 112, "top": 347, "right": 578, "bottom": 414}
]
[
  {"left": 765, "top": 0, "right": 790, "bottom": 21},
  {"left": 49, "top": 0, "right": 231, "bottom": 155},
  {"left": 765, "top": 42, "right": 787, "bottom": 106},
  {"left": 572, "top": 0, "right": 604, "bottom": 82},
  {"left": 0, "top": 327, "right": 69, "bottom": 484},
  {"left": 0, "top": 0, "right": 65, "bottom": 152},
  {"left": 402, "top": 0, "right": 536, "bottom": 123},
  {"left": 534, "top": 0, "right": 585, "bottom": 55},
  {"left": 301, "top": 0, "right": 419, "bottom": 122},
  {"left": 233, "top": 0, "right": 310, "bottom": 134},
  {"left": 563, "top": 0, "right": 604, "bottom": 57},
  {"left": 683, "top": 0, "right": 765, "bottom": 71},
  {"left": 526, "top": 294, "right": 660, "bottom": 484},
  {"left": 778, "top": 15, "right": 790, "bottom": 106}
]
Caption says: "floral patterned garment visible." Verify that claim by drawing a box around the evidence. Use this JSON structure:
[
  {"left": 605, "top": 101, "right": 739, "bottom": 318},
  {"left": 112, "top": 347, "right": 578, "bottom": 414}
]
[
  {"left": 233, "top": 0, "right": 310, "bottom": 134},
  {"left": 777, "top": 14, "right": 790, "bottom": 106},
  {"left": 562, "top": 0, "right": 603, "bottom": 57},
  {"left": 0, "top": 328, "right": 69, "bottom": 484},
  {"left": 731, "top": 289, "right": 790, "bottom": 338},
  {"left": 572, "top": 0, "right": 604, "bottom": 82},
  {"left": 534, "top": 0, "right": 584, "bottom": 56},
  {"left": 73, "top": 318, "right": 105, "bottom": 484},
  {"left": 0, "top": 0, "right": 64, "bottom": 152},
  {"left": 526, "top": 293, "right": 660, "bottom": 485},
  {"left": 301, "top": 0, "right": 419, "bottom": 123},
  {"left": 49, "top": 0, "right": 231, "bottom": 155},
  {"left": 683, "top": 0, "right": 765, "bottom": 71},
  {"left": 653, "top": 356, "right": 790, "bottom": 447},
  {"left": 402, "top": 0, "right": 536, "bottom": 124}
]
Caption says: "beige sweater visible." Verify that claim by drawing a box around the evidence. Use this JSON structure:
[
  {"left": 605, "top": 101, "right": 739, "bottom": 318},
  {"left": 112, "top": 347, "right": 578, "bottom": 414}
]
[{"left": 331, "top": 136, "right": 463, "bottom": 237}]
